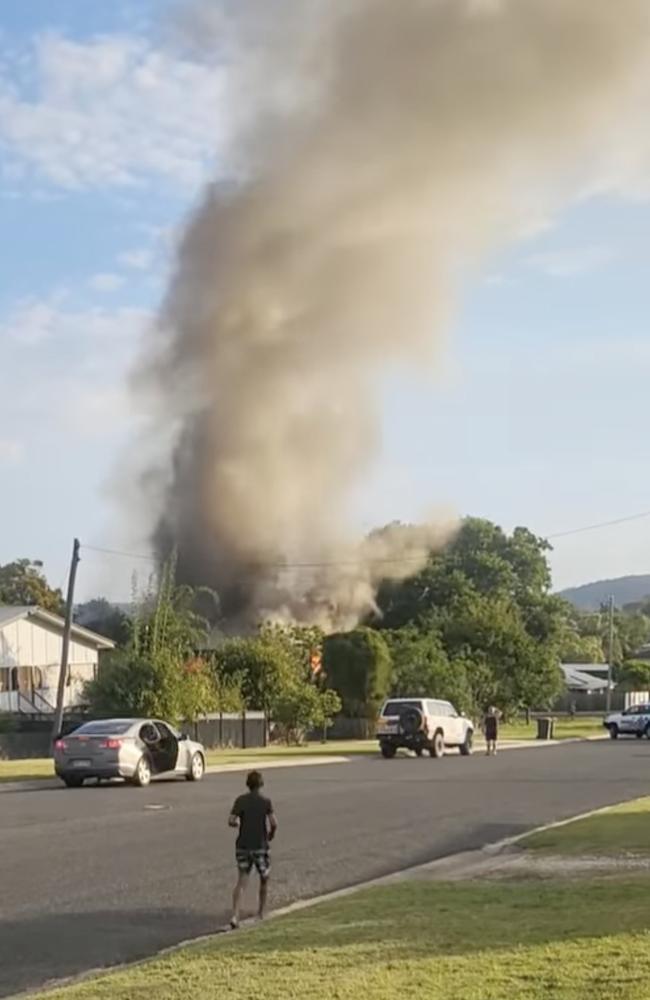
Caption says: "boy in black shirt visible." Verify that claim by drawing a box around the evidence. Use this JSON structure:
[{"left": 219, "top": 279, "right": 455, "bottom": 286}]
[{"left": 228, "top": 770, "right": 277, "bottom": 928}]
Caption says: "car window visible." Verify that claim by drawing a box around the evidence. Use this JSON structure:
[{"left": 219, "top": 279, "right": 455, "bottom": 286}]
[
  {"left": 155, "top": 722, "right": 174, "bottom": 740},
  {"left": 381, "top": 700, "right": 422, "bottom": 716},
  {"left": 139, "top": 723, "right": 159, "bottom": 743},
  {"left": 75, "top": 720, "right": 133, "bottom": 735}
]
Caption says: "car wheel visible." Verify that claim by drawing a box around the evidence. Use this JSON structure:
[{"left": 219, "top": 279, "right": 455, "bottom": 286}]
[
  {"left": 132, "top": 755, "right": 152, "bottom": 787},
  {"left": 187, "top": 752, "right": 205, "bottom": 782},
  {"left": 62, "top": 775, "right": 84, "bottom": 788},
  {"left": 460, "top": 730, "right": 473, "bottom": 756},
  {"left": 636, "top": 730, "right": 644, "bottom": 739},
  {"left": 609, "top": 725, "right": 619, "bottom": 740},
  {"left": 430, "top": 731, "right": 445, "bottom": 759},
  {"left": 380, "top": 743, "right": 397, "bottom": 759}
]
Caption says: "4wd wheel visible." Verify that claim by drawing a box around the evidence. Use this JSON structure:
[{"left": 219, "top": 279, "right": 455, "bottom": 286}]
[
  {"left": 187, "top": 752, "right": 205, "bottom": 782},
  {"left": 132, "top": 755, "right": 152, "bottom": 787},
  {"left": 459, "top": 730, "right": 473, "bottom": 756},
  {"left": 62, "top": 775, "right": 84, "bottom": 788},
  {"left": 609, "top": 725, "right": 619, "bottom": 740},
  {"left": 430, "top": 731, "right": 445, "bottom": 759},
  {"left": 380, "top": 743, "right": 397, "bottom": 759}
]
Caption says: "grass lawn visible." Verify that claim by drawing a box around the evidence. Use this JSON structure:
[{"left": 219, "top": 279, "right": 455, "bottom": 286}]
[
  {"left": 0, "top": 758, "right": 54, "bottom": 783},
  {"left": 500, "top": 715, "right": 604, "bottom": 741},
  {"left": 204, "top": 740, "right": 377, "bottom": 766},
  {"left": 32, "top": 878, "right": 650, "bottom": 1000},
  {"left": 521, "top": 796, "right": 650, "bottom": 855}
]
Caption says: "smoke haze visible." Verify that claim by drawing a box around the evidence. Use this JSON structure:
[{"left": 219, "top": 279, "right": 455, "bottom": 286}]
[{"left": 138, "top": 0, "right": 650, "bottom": 630}]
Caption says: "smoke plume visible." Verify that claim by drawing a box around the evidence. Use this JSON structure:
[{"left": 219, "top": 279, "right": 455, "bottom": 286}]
[{"left": 139, "top": 0, "right": 650, "bottom": 630}]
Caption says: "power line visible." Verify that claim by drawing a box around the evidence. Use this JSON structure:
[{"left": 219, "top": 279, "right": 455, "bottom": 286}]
[
  {"left": 82, "top": 544, "right": 157, "bottom": 563},
  {"left": 546, "top": 509, "right": 650, "bottom": 540},
  {"left": 80, "top": 506, "right": 650, "bottom": 573}
]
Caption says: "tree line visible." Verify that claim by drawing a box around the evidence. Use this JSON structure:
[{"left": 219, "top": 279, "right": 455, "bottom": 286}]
[{"left": 4, "top": 518, "right": 650, "bottom": 736}]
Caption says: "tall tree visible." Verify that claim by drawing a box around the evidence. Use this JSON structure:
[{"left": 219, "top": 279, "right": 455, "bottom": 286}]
[
  {"left": 372, "top": 518, "right": 564, "bottom": 716},
  {"left": 0, "top": 559, "right": 64, "bottom": 613},
  {"left": 322, "top": 628, "right": 392, "bottom": 719}
]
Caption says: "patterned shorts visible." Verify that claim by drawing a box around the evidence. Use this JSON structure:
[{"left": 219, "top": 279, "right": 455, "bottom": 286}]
[{"left": 236, "top": 849, "right": 271, "bottom": 879}]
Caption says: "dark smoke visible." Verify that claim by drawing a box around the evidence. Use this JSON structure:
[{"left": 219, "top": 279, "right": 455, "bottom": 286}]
[{"left": 137, "top": 0, "right": 650, "bottom": 630}]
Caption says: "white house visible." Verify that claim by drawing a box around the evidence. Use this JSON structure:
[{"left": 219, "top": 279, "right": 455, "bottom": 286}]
[{"left": 0, "top": 606, "right": 115, "bottom": 715}]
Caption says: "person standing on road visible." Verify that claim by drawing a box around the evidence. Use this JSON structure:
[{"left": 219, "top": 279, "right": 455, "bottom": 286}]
[
  {"left": 484, "top": 706, "right": 500, "bottom": 756},
  {"left": 228, "top": 770, "right": 277, "bottom": 929}
]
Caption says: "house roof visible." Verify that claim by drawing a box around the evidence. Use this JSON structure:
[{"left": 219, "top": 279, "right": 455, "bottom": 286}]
[
  {"left": 0, "top": 606, "right": 116, "bottom": 649},
  {"left": 562, "top": 662, "right": 609, "bottom": 675},
  {"left": 560, "top": 663, "right": 609, "bottom": 691}
]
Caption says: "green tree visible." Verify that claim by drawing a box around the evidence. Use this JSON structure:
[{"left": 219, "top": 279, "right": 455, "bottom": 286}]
[
  {"left": 85, "top": 560, "right": 219, "bottom": 723},
  {"left": 322, "top": 628, "right": 392, "bottom": 719},
  {"left": 0, "top": 559, "right": 64, "bottom": 613},
  {"left": 84, "top": 651, "right": 184, "bottom": 720},
  {"left": 372, "top": 518, "right": 564, "bottom": 717},
  {"left": 271, "top": 684, "right": 341, "bottom": 744},
  {"left": 615, "top": 659, "right": 650, "bottom": 690},
  {"left": 210, "top": 635, "right": 297, "bottom": 714},
  {"left": 386, "top": 627, "right": 472, "bottom": 713}
]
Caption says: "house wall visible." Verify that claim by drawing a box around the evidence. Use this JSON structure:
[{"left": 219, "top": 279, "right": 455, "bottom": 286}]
[{"left": 0, "top": 617, "right": 99, "bottom": 713}]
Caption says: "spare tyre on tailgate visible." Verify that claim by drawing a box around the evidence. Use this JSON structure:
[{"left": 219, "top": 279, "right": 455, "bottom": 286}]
[{"left": 399, "top": 705, "right": 424, "bottom": 736}]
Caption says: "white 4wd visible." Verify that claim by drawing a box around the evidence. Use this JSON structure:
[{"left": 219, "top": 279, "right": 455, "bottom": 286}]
[
  {"left": 604, "top": 702, "right": 650, "bottom": 740},
  {"left": 377, "top": 697, "right": 474, "bottom": 759}
]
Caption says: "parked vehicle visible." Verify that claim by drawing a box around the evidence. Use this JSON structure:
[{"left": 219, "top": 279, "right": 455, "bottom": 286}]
[
  {"left": 603, "top": 703, "right": 650, "bottom": 740},
  {"left": 376, "top": 697, "right": 474, "bottom": 759},
  {"left": 53, "top": 718, "right": 206, "bottom": 788}
]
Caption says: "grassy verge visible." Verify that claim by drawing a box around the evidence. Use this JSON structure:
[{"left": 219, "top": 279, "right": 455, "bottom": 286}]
[
  {"left": 0, "top": 758, "right": 54, "bottom": 783},
  {"left": 204, "top": 740, "right": 376, "bottom": 766},
  {"left": 521, "top": 796, "right": 650, "bottom": 855},
  {"left": 33, "top": 878, "right": 650, "bottom": 1000},
  {"left": 499, "top": 715, "right": 604, "bottom": 741}
]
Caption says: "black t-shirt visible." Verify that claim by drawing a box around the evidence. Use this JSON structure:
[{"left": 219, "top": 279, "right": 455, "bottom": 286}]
[
  {"left": 231, "top": 791, "right": 273, "bottom": 851},
  {"left": 484, "top": 715, "right": 499, "bottom": 740}
]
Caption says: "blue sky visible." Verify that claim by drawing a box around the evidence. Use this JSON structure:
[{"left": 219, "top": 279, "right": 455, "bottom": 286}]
[{"left": 1, "top": 2, "right": 649, "bottom": 600}]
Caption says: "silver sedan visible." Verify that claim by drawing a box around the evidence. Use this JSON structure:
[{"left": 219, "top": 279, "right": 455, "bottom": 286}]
[{"left": 54, "top": 718, "right": 206, "bottom": 788}]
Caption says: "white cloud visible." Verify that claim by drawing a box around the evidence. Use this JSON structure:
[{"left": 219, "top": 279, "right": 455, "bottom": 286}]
[
  {"left": 526, "top": 245, "right": 616, "bottom": 278},
  {"left": 89, "top": 272, "right": 125, "bottom": 292},
  {"left": 0, "top": 33, "right": 224, "bottom": 192},
  {"left": 1, "top": 293, "right": 152, "bottom": 453},
  {"left": 1, "top": 295, "right": 149, "bottom": 346},
  {"left": 118, "top": 247, "right": 154, "bottom": 271}
]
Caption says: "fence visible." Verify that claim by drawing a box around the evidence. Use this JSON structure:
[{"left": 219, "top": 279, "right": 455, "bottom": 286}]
[
  {"left": 187, "top": 712, "right": 267, "bottom": 749},
  {"left": 551, "top": 690, "right": 648, "bottom": 714},
  {"left": 0, "top": 712, "right": 267, "bottom": 759}
]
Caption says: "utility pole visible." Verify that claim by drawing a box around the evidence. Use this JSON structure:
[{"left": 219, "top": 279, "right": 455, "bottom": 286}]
[
  {"left": 606, "top": 594, "right": 615, "bottom": 715},
  {"left": 51, "top": 539, "right": 81, "bottom": 746}
]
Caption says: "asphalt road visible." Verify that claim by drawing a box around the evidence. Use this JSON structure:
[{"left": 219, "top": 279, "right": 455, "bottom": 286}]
[{"left": 1, "top": 739, "right": 649, "bottom": 997}]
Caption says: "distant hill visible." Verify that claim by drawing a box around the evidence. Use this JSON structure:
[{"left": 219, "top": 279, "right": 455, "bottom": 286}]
[{"left": 559, "top": 575, "right": 650, "bottom": 610}]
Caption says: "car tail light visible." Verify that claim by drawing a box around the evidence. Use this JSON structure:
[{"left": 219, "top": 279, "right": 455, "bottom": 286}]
[
  {"left": 100, "top": 739, "right": 123, "bottom": 750},
  {"left": 54, "top": 739, "right": 67, "bottom": 751}
]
